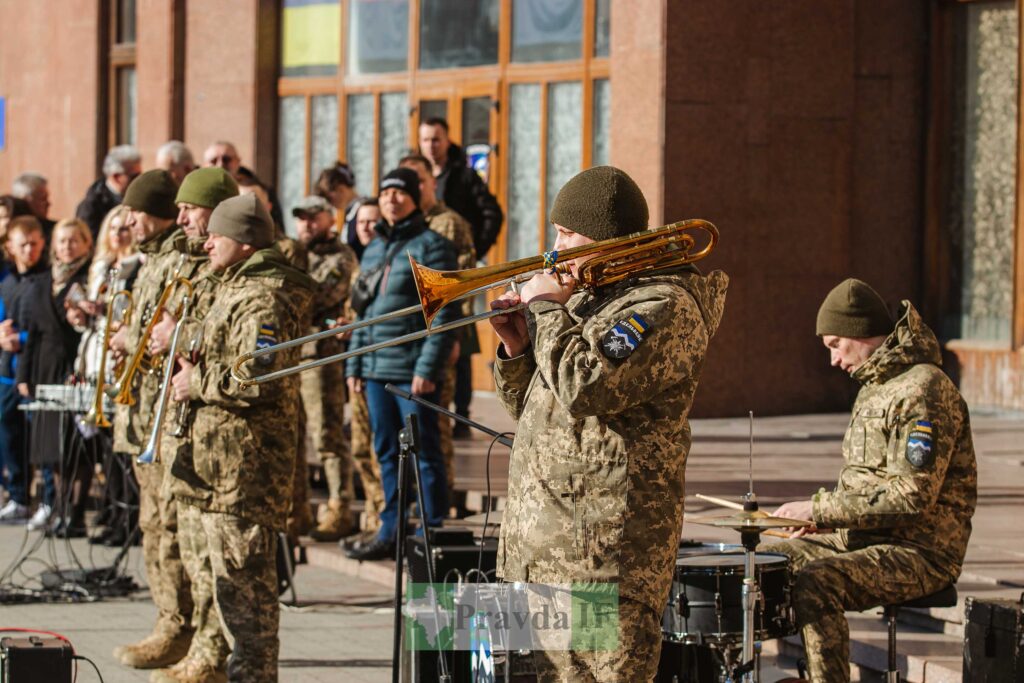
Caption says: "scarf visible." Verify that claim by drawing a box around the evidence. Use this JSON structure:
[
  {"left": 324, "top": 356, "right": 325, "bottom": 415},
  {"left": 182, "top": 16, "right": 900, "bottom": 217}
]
[{"left": 51, "top": 254, "right": 89, "bottom": 296}]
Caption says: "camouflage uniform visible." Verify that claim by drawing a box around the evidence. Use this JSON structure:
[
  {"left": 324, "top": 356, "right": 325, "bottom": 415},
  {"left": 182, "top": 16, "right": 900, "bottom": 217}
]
[
  {"left": 424, "top": 202, "right": 476, "bottom": 496},
  {"left": 111, "top": 227, "right": 195, "bottom": 667},
  {"left": 762, "top": 302, "right": 977, "bottom": 683},
  {"left": 299, "top": 237, "right": 358, "bottom": 540},
  {"left": 166, "top": 248, "right": 314, "bottom": 682},
  {"left": 494, "top": 268, "right": 728, "bottom": 681}
]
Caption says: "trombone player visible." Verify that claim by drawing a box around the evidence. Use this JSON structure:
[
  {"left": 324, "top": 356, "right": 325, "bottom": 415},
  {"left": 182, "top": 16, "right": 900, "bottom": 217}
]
[
  {"left": 488, "top": 166, "right": 728, "bottom": 682},
  {"left": 107, "top": 170, "right": 197, "bottom": 671}
]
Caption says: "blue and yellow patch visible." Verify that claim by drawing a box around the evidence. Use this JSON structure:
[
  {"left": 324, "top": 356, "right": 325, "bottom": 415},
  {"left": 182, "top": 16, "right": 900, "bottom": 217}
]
[
  {"left": 906, "top": 419, "right": 934, "bottom": 468},
  {"left": 600, "top": 313, "right": 651, "bottom": 359},
  {"left": 255, "top": 324, "right": 278, "bottom": 366},
  {"left": 542, "top": 250, "right": 559, "bottom": 272}
]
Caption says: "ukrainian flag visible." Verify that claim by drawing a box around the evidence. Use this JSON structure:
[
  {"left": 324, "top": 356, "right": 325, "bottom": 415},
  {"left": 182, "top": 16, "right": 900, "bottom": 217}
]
[{"left": 281, "top": 0, "right": 341, "bottom": 77}]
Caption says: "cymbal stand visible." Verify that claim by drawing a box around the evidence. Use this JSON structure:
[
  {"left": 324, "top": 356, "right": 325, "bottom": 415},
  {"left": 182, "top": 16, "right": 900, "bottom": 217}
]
[{"left": 735, "top": 412, "right": 760, "bottom": 683}]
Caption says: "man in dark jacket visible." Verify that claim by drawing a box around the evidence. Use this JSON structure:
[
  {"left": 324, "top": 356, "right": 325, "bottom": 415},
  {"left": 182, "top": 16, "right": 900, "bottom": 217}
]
[
  {"left": 76, "top": 145, "right": 142, "bottom": 238},
  {"left": 344, "top": 167, "right": 459, "bottom": 561},
  {"left": 418, "top": 117, "right": 504, "bottom": 259},
  {"left": 0, "top": 218, "right": 46, "bottom": 522}
]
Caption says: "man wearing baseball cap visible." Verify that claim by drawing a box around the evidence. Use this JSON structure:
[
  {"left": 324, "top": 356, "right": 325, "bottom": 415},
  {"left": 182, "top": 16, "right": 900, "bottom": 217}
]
[
  {"left": 767, "top": 278, "right": 977, "bottom": 682},
  {"left": 158, "top": 194, "right": 314, "bottom": 681}
]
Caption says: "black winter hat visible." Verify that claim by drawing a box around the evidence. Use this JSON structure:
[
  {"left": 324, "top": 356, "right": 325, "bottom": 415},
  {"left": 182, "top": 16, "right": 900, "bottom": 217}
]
[
  {"left": 379, "top": 167, "right": 421, "bottom": 208},
  {"left": 549, "top": 166, "right": 649, "bottom": 241},
  {"left": 816, "top": 278, "right": 894, "bottom": 338}
]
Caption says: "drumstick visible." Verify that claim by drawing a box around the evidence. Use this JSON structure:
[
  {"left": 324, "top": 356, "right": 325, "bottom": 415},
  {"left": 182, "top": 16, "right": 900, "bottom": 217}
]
[
  {"left": 695, "top": 493, "right": 743, "bottom": 510},
  {"left": 692, "top": 494, "right": 804, "bottom": 539}
]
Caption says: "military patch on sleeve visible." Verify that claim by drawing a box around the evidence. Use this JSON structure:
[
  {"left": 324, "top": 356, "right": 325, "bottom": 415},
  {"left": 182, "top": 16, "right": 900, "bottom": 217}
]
[
  {"left": 905, "top": 420, "right": 934, "bottom": 468},
  {"left": 255, "top": 323, "right": 277, "bottom": 366},
  {"left": 600, "top": 313, "right": 650, "bottom": 359}
]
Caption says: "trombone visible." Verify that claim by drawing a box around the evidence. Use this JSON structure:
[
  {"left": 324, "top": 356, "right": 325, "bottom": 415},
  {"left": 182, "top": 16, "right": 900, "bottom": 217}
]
[
  {"left": 138, "top": 292, "right": 194, "bottom": 465},
  {"left": 107, "top": 277, "right": 194, "bottom": 406},
  {"left": 80, "top": 280, "right": 134, "bottom": 429},
  {"left": 231, "top": 219, "right": 719, "bottom": 389}
]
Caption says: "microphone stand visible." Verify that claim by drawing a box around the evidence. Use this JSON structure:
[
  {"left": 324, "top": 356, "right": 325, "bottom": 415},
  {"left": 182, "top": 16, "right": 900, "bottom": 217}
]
[{"left": 384, "top": 383, "right": 514, "bottom": 448}]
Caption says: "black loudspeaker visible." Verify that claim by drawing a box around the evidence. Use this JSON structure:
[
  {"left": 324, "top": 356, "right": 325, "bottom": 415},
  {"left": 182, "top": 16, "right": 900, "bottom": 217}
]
[
  {"left": 964, "top": 595, "right": 1024, "bottom": 682},
  {"left": 405, "top": 528, "right": 498, "bottom": 584},
  {"left": 1, "top": 637, "right": 73, "bottom": 683}
]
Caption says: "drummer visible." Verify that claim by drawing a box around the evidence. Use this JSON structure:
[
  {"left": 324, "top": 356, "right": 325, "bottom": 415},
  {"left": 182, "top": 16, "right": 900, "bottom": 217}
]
[
  {"left": 765, "top": 279, "right": 977, "bottom": 683},
  {"left": 489, "top": 167, "right": 728, "bottom": 681}
]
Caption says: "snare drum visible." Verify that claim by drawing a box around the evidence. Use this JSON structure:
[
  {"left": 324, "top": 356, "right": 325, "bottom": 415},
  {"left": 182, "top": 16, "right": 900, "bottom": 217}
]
[{"left": 662, "top": 551, "right": 795, "bottom": 645}]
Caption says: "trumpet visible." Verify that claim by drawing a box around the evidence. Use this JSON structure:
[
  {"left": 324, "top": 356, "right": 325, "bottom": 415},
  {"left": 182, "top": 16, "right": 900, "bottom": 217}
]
[
  {"left": 107, "top": 277, "right": 194, "bottom": 406},
  {"left": 138, "top": 292, "right": 194, "bottom": 465},
  {"left": 79, "top": 274, "right": 134, "bottom": 428},
  {"left": 168, "top": 329, "right": 203, "bottom": 438},
  {"left": 231, "top": 219, "right": 719, "bottom": 389}
]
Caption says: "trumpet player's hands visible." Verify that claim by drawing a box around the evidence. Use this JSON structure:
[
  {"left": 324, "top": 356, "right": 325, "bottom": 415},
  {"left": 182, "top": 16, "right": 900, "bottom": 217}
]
[
  {"left": 489, "top": 292, "right": 529, "bottom": 357},
  {"left": 149, "top": 311, "right": 177, "bottom": 355},
  {"left": 77, "top": 300, "right": 101, "bottom": 317},
  {"left": 411, "top": 375, "right": 436, "bottom": 396},
  {"left": 347, "top": 376, "right": 364, "bottom": 395},
  {"left": 171, "top": 356, "right": 194, "bottom": 402},
  {"left": 519, "top": 270, "right": 576, "bottom": 306},
  {"left": 329, "top": 317, "right": 353, "bottom": 342}
]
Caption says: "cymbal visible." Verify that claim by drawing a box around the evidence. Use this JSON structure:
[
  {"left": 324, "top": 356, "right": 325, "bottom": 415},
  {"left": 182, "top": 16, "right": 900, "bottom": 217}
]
[
  {"left": 688, "top": 510, "right": 814, "bottom": 531},
  {"left": 462, "top": 510, "right": 503, "bottom": 526}
]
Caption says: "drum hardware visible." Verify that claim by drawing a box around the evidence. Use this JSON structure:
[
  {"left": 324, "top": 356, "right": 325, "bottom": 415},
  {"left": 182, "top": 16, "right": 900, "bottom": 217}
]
[{"left": 685, "top": 412, "right": 815, "bottom": 682}]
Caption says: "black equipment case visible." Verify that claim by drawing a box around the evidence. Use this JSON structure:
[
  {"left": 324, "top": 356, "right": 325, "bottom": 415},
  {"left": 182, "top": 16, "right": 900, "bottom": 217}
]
[
  {"left": 963, "top": 593, "right": 1024, "bottom": 682},
  {"left": 1, "top": 636, "right": 73, "bottom": 683}
]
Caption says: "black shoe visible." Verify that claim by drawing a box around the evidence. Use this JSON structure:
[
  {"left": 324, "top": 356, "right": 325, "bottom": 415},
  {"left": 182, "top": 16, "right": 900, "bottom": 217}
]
[
  {"left": 88, "top": 527, "right": 114, "bottom": 545},
  {"left": 452, "top": 422, "right": 472, "bottom": 440},
  {"left": 103, "top": 527, "right": 130, "bottom": 547},
  {"left": 48, "top": 517, "right": 87, "bottom": 539},
  {"left": 345, "top": 537, "right": 395, "bottom": 562}
]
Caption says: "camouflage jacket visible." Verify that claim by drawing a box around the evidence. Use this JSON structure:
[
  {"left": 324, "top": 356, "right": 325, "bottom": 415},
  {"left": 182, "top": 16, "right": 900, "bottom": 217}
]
[
  {"left": 302, "top": 237, "right": 357, "bottom": 360},
  {"left": 157, "top": 238, "right": 220, "bottom": 493},
  {"left": 812, "top": 302, "right": 977, "bottom": 577},
  {"left": 425, "top": 202, "right": 476, "bottom": 270},
  {"left": 494, "top": 268, "right": 728, "bottom": 614},
  {"left": 112, "top": 227, "right": 187, "bottom": 455},
  {"left": 168, "top": 248, "right": 314, "bottom": 530}
]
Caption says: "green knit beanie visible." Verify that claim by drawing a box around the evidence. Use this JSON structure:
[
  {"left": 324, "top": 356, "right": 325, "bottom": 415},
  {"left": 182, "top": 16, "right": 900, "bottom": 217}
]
[
  {"left": 549, "top": 166, "right": 649, "bottom": 241},
  {"left": 175, "top": 167, "right": 239, "bottom": 209},
  {"left": 123, "top": 170, "right": 178, "bottom": 219},
  {"left": 816, "top": 278, "right": 894, "bottom": 338},
  {"left": 208, "top": 194, "right": 274, "bottom": 249}
]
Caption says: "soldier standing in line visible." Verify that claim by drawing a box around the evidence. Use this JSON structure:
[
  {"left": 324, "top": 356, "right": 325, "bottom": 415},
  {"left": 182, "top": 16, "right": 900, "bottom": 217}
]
[
  {"left": 108, "top": 171, "right": 195, "bottom": 671},
  {"left": 157, "top": 194, "right": 314, "bottom": 682},
  {"left": 489, "top": 166, "right": 728, "bottom": 682},
  {"left": 766, "top": 278, "right": 978, "bottom": 683},
  {"left": 291, "top": 195, "right": 359, "bottom": 542}
]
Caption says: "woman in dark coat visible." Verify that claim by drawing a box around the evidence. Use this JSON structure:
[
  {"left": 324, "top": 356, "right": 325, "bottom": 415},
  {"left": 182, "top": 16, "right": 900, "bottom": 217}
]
[{"left": 17, "top": 218, "right": 92, "bottom": 534}]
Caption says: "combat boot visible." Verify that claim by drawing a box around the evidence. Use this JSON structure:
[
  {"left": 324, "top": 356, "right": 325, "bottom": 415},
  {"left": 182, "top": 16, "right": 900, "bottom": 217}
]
[
  {"left": 308, "top": 498, "right": 355, "bottom": 542},
  {"left": 113, "top": 629, "right": 192, "bottom": 669},
  {"left": 149, "top": 656, "right": 227, "bottom": 683}
]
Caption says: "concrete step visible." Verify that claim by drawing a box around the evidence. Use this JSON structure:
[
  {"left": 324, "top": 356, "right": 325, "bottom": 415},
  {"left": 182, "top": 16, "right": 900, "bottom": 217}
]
[{"left": 776, "top": 611, "right": 964, "bottom": 683}]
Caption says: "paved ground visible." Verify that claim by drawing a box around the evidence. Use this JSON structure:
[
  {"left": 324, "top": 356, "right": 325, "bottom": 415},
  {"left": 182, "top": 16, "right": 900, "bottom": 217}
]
[
  {"left": 0, "top": 525, "right": 395, "bottom": 682},
  {"left": 2, "top": 395, "right": 1021, "bottom": 682}
]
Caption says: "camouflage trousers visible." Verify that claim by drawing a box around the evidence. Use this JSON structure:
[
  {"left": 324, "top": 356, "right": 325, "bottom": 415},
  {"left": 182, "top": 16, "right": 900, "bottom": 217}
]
[
  {"left": 299, "top": 358, "right": 352, "bottom": 505},
  {"left": 350, "top": 389, "right": 382, "bottom": 531},
  {"left": 133, "top": 459, "right": 193, "bottom": 639},
  {"left": 531, "top": 596, "right": 662, "bottom": 683},
  {"left": 177, "top": 502, "right": 280, "bottom": 682},
  {"left": 289, "top": 398, "right": 310, "bottom": 534},
  {"left": 762, "top": 533, "right": 952, "bottom": 683}
]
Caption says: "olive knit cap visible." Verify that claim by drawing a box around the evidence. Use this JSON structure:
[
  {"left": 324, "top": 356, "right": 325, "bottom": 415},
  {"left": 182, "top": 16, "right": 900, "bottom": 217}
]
[
  {"left": 549, "top": 166, "right": 649, "bottom": 241},
  {"left": 208, "top": 194, "right": 274, "bottom": 249},
  {"left": 175, "top": 167, "right": 239, "bottom": 209},
  {"left": 816, "top": 278, "right": 894, "bottom": 338},
  {"left": 123, "top": 170, "right": 178, "bottom": 219}
]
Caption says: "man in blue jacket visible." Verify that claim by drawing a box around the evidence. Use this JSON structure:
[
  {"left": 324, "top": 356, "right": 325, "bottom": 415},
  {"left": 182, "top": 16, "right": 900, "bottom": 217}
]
[{"left": 345, "top": 167, "right": 459, "bottom": 561}]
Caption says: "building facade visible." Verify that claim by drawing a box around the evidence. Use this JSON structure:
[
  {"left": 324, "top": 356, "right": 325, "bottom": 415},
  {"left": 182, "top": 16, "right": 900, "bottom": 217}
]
[{"left": 0, "top": 0, "right": 1020, "bottom": 417}]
